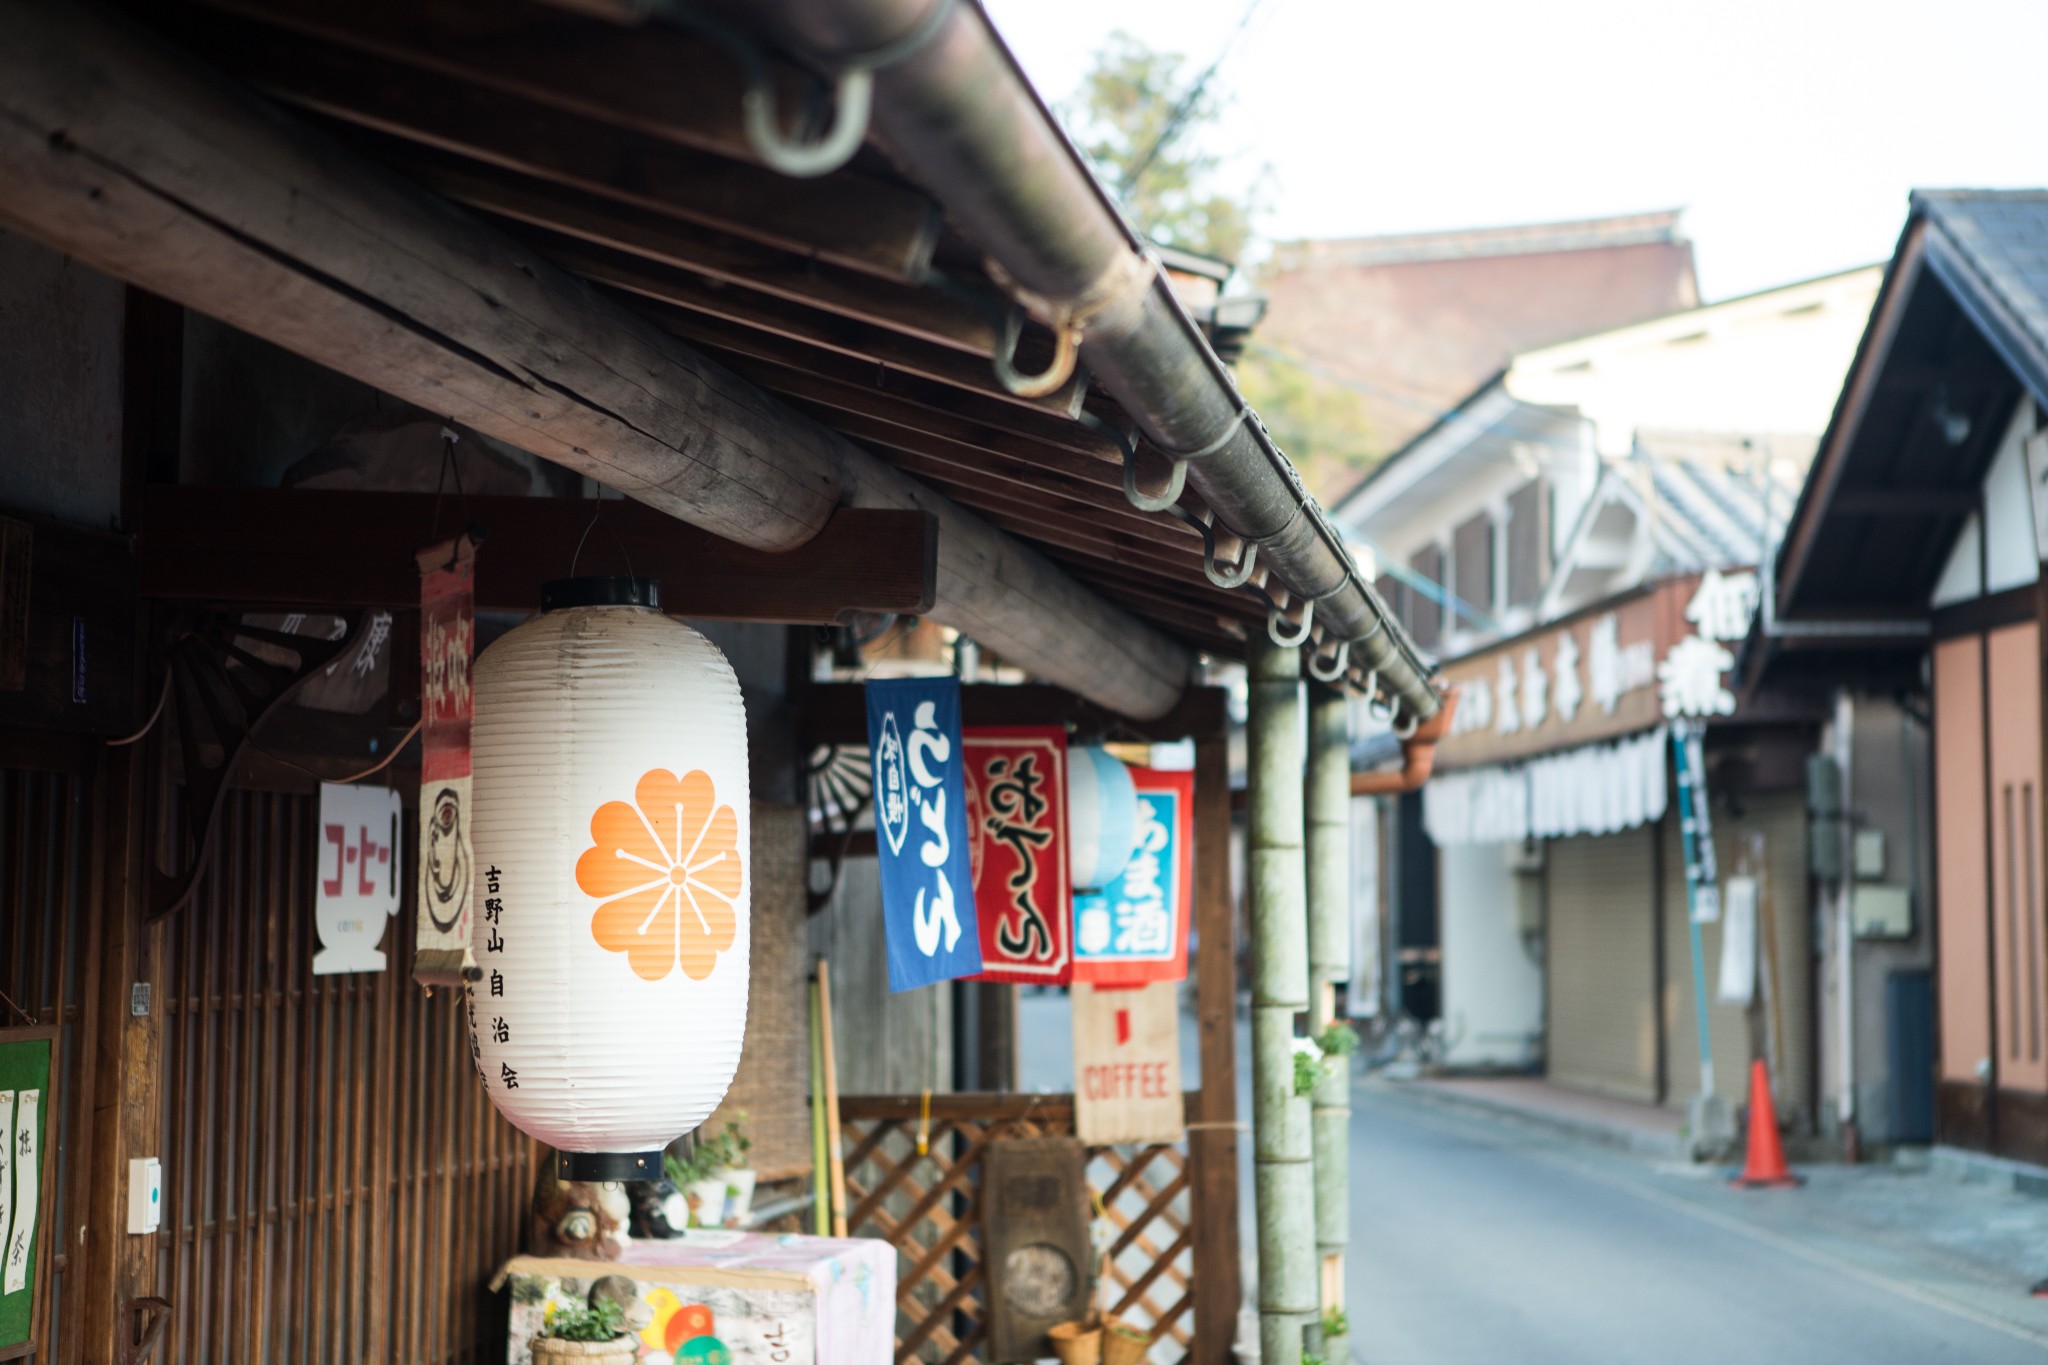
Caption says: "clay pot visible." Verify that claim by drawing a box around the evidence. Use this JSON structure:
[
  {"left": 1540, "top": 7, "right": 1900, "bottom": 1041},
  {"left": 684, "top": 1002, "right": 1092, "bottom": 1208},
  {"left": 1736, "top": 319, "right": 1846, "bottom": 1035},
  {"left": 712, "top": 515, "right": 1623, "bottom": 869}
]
[
  {"left": 1101, "top": 1319, "right": 1151, "bottom": 1365},
  {"left": 1048, "top": 1319, "right": 1103, "bottom": 1365},
  {"left": 530, "top": 1335, "right": 638, "bottom": 1364}
]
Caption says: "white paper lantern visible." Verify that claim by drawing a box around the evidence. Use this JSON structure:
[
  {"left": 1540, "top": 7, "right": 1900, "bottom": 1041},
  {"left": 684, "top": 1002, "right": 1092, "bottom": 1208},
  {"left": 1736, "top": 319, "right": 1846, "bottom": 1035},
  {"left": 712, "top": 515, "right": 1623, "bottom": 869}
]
[
  {"left": 1067, "top": 745, "right": 1140, "bottom": 891},
  {"left": 469, "top": 578, "right": 750, "bottom": 1181}
]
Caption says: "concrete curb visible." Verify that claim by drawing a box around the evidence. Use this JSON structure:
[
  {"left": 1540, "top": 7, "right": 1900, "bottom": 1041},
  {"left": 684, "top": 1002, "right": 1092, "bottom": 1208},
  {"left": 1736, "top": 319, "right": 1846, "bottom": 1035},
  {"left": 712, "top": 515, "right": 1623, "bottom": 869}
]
[
  {"left": 1378, "top": 1077, "right": 1690, "bottom": 1161},
  {"left": 1930, "top": 1144, "right": 2048, "bottom": 1199}
]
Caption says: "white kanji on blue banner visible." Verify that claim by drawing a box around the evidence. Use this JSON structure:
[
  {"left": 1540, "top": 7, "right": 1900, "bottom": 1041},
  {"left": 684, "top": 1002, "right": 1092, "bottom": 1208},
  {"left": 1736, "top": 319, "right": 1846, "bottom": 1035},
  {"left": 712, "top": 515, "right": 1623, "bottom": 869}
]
[{"left": 865, "top": 677, "right": 983, "bottom": 991}]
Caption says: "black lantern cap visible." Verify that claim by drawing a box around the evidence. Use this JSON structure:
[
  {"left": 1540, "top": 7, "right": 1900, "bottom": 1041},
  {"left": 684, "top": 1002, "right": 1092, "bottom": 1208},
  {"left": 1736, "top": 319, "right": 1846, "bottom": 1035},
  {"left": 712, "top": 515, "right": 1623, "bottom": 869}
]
[
  {"left": 540, "top": 576, "right": 662, "bottom": 613},
  {"left": 556, "top": 1148, "right": 664, "bottom": 1183}
]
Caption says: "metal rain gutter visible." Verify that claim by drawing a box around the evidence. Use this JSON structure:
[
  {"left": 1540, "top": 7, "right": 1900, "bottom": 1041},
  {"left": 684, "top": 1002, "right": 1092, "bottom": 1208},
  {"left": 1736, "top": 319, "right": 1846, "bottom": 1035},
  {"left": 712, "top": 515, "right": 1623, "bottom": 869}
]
[{"left": 719, "top": 0, "right": 1443, "bottom": 726}]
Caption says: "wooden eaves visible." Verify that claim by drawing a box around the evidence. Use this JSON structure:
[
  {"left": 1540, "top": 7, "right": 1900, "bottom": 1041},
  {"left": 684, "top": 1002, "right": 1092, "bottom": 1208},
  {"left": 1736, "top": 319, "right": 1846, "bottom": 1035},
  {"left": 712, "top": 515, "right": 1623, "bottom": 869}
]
[{"left": 0, "top": 0, "right": 1304, "bottom": 718}]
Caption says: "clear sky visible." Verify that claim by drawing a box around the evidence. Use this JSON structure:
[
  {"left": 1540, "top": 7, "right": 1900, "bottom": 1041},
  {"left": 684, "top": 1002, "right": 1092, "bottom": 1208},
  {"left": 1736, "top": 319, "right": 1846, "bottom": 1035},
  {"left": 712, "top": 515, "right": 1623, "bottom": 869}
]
[{"left": 983, "top": 0, "right": 2048, "bottom": 301}]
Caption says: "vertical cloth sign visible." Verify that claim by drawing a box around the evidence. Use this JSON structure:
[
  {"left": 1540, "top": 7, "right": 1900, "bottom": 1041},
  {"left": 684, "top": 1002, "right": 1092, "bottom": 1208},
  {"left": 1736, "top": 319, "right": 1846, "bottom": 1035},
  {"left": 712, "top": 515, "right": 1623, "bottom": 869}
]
[
  {"left": 0, "top": 1027, "right": 53, "bottom": 1352},
  {"left": 314, "top": 782, "right": 403, "bottom": 974},
  {"left": 865, "top": 678, "right": 982, "bottom": 992},
  {"left": 964, "top": 727, "right": 1072, "bottom": 984},
  {"left": 1072, "top": 982, "right": 1185, "bottom": 1144},
  {"left": 415, "top": 532, "right": 479, "bottom": 986},
  {"left": 1073, "top": 769, "right": 1194, "bottom": 984},
  {"left": 1718, "top": 875, "right": 1759, "bottom": 1004}
]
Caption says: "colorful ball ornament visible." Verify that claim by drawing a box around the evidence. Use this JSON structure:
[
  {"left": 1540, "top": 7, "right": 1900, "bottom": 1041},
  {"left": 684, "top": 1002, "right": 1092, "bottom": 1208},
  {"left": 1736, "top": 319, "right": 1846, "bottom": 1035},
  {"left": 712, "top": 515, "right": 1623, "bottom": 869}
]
[
  {"left": 469, "top": 577, "right": 750, "bottom": 1180},
  {"left": 1066, "top": 745, "right": 1140, "bottom": 891}
]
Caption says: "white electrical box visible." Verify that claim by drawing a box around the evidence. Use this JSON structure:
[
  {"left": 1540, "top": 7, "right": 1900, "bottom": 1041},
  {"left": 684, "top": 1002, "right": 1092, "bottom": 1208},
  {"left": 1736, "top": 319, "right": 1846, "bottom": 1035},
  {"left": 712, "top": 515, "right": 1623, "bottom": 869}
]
[
  {"left": 128, "top": 1156, "right": 162, "bottom": 1234},
  {"left": 1851, "top": 883, "right": 1913, "bottom": 939},
  {"left": 1853, "top": 829, "right": 1886, "bottom": 879}
]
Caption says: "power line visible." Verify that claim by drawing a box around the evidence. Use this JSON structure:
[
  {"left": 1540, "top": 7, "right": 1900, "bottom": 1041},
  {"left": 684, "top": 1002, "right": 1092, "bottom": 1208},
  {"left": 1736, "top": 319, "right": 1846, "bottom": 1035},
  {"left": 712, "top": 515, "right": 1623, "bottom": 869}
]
[{"left": 1117, "top": 0, "right": 1271, "bottom": 200}]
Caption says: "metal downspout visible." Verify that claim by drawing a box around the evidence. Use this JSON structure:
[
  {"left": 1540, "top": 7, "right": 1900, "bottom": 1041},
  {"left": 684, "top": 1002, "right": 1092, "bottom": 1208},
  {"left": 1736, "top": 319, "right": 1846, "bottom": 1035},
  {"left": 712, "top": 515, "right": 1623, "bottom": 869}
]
[
  {"left": 1305, "top": 684, "right": 1352, "bottom": 1361},
  {"left": 1248, "top": 639, "right": 1316, "bottom": 1365},
  {"left": 736, "top": 0, "right": 1441, "bottom": 723}
]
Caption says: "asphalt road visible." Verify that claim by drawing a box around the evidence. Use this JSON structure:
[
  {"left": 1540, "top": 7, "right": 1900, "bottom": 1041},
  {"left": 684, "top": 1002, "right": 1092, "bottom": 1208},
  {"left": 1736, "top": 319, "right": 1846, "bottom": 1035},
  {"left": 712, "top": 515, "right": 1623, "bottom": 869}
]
[
  {"left": 1346, "top": 1087, "right": 2048, "bottom": 1365},
  {"left": 1015, "top": 991, "right": 2048, "bottom": 1363}
]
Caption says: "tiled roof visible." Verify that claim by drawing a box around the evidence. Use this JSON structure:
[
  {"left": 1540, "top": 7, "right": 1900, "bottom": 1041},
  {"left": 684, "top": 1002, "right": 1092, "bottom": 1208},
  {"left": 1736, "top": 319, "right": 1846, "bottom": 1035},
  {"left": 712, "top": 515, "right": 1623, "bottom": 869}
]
[{"left": 1916, "top": 190, "right": 2048, "bottom": 401}]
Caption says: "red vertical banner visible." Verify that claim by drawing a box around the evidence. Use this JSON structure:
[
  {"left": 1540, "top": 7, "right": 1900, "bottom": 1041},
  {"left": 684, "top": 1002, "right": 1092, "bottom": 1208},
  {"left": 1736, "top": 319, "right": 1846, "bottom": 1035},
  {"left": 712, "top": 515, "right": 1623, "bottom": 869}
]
[
  {"left": 1071, "top": 768, "right": 1194, "bottom": 985},
  {"left": 964, "top": 726, "right": 1073, "bottom": 984},
  {"left": 414, "top": 531, "right": 479, "bottom": 985}
]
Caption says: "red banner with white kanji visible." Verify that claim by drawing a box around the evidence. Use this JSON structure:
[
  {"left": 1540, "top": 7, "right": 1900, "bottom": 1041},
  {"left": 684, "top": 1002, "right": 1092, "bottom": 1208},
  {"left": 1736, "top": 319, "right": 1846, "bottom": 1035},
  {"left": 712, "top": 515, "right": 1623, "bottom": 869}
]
[
  {"left": 414, "top": 531, "right": 478, "bottom": 986},
  {"left": 964, "top": 726, "right": 1073, "bottom": 984}
]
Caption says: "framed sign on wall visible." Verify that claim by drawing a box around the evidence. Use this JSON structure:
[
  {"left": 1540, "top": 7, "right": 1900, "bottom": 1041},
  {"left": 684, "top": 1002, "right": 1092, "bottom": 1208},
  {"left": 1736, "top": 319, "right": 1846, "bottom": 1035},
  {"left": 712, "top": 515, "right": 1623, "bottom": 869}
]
[{"left": 0, "top": 1025, "right": 56, "bottom": 1362}]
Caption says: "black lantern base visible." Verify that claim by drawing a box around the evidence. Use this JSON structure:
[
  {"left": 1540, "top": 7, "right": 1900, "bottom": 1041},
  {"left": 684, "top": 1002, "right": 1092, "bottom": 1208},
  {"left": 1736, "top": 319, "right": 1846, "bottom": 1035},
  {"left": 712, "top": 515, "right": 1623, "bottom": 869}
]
[{"left": 556, "top": 1149, "right": 664, "bottom": 1183}]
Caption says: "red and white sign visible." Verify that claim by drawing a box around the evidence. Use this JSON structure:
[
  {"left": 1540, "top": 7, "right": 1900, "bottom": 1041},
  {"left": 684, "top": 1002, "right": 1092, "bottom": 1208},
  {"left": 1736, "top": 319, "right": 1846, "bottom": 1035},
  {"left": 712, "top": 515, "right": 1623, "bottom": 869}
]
[
  {"left": 314, "top": 781, "right": 403, "bottom": 975},
  {"left": 1071, "top": 768, "right": 1193, "bottom": 986},
  {"left": 1073, "top": 981, "right": 1184, "bottom": 1144},
  {"left": 964, "top": 727, "right": 1073, "bottom": 984},
  {"left": 415, "top": 532, "right": 478, "bottom": 985}
]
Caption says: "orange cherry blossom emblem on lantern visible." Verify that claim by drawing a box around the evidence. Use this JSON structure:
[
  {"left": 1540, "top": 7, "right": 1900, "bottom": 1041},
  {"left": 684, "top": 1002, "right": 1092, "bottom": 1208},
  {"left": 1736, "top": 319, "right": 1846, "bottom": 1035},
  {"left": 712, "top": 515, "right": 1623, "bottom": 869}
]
[{"left": 577, "top": 769, "right": 742, "bottom": 982}]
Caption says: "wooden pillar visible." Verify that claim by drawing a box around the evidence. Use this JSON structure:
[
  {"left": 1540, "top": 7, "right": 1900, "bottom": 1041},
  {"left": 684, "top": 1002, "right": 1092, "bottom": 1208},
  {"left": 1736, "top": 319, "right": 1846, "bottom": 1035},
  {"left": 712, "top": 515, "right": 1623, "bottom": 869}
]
[
  {"left": 79, "top": 743, "right": 164, "bottom": 1365},
  {"left": 1190, "top": 702, "right": 1241, "bottom": 1365}
]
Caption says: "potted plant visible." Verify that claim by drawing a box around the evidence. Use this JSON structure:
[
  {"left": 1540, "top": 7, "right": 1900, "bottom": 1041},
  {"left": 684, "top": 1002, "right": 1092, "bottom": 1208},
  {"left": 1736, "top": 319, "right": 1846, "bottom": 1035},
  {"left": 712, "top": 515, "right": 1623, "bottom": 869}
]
[
  {"left": 530, "top": 1299, "right": 635, "bottom": 1363},
  {"left": 1047, "top": 1317, "right": 1102, "bottom": 1365},
  {"left": 1100, "top": 1316, "right": 1151, "bottom": 1365},
  {"left": 664, "top": 1118, "right": 756, "bottom": 1229}
]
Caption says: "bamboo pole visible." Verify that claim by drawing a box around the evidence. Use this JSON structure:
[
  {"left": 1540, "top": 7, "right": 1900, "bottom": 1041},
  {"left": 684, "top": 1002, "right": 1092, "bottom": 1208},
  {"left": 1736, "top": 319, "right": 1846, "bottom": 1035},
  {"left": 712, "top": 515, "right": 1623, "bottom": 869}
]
[
  {"left": 816, "top": 957, "right": 850, "bottom": 1238},
  {"left": 1248, "top": 640, "right": 1315, "bottom": 1365},
  {"left": 1305, "top": 684, "right": 1352, "bottom": 1361},
  {"left": 810, "top": 974, "right": 831, "bottom": 1236}
]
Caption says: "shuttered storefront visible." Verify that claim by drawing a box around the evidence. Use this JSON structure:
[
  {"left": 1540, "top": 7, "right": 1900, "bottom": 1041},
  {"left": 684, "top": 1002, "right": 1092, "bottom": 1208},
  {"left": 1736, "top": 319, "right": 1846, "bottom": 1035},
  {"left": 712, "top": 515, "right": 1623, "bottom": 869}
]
[
  {"left": 1658, "top": 791, "right": 1813, "bottom": 1122},
  {"left": 1547, "top": 827, "right": 1660, "bottom": 1102}
]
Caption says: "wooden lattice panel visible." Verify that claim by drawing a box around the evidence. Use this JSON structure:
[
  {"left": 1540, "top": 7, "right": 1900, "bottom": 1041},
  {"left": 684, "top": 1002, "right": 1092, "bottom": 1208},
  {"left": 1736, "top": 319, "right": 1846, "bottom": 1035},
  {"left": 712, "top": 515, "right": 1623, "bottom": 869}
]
[{"left": 840, "top": 1095, "right": 1197, "bottom": 1365}]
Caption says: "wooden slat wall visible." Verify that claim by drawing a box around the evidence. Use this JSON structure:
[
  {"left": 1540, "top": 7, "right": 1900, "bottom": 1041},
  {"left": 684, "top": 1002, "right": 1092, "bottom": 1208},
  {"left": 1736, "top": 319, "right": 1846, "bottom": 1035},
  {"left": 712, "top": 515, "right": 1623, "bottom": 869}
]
[
  {"left": 0, "top": 766, "right": 95, "bottom": 1365},
  {"left": 151, "top": 787, "right": 535, "bottom": 1363}
]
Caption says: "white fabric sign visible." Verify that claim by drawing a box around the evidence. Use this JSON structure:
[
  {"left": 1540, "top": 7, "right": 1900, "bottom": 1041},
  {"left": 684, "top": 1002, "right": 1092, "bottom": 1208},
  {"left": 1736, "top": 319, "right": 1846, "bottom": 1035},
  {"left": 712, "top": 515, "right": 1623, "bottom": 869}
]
[
  {"left": 0, "top": 1090, "right": 13, "bottom": 1290},
  {"left": 5, "top": 1088, "right": 38, "bottom": 1294},
  {"left": 1718, "top": 876, "right": 1759, "bottom": 1004},
  {"left": 1423, "top": 726, "right": 1669, "bottom": 847},
  {"left": 314, "top": 782, "right": 404, "bottom": 975}
]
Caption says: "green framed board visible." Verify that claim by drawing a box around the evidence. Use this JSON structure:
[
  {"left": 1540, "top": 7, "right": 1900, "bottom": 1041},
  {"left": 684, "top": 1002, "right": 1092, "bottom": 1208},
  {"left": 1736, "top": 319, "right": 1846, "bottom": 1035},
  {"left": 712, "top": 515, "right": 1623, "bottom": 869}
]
[{"left": 0, "top": 1026, "right": 55, "bottom": 1362}]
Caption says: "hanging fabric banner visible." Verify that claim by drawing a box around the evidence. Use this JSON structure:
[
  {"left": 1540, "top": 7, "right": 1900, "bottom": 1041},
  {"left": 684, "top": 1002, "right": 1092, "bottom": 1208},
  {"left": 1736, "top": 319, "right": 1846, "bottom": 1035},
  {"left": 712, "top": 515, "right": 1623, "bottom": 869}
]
[
  {"left": 865, "top": 677, "right": 982, "bottom": 991},
  {"left": 964, "top": 727, "right": 1073, "bottom": 985},
  {"left": 314, "top": 781, "right": 403, "bottom": 974},
  {"left": 1072, "top": 768, "right": 1194, "bottom": 985},
  {"left": 415, "top": 530, "right": 480, "bottom": 986}
]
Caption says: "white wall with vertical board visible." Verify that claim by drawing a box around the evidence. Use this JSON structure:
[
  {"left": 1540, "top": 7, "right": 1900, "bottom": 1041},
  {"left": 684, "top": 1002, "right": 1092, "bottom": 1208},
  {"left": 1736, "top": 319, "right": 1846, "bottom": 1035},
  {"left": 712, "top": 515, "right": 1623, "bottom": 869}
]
[{"left": 1438, "top": 840, "right": 1543, "bottom": 1066}]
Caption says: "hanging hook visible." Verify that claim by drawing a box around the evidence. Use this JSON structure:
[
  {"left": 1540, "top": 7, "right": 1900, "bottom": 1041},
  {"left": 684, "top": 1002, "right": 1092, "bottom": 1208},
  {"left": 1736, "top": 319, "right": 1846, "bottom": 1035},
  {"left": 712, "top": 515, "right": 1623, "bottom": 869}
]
[
  {"left": 1308, "top": 637, "right": 1350, "bottom": 683},
  {"left": 1394, "top": 704, "right": 1422, "bottom": 740},
  {"left": 1204, "top": 535, "right": 1257, "bottom": 589},
  {"left": 1120, "top": 442, "right": 1189, "bottom": 514},
  {"left": 741, "top": 67, "right": 873, "bottom": 178},
  {"left": 993, "top": 306, "right": 1081, "bottom": 398},
  {"left": 1267, "top": 597, "right": 1314, "bottom": 649}
]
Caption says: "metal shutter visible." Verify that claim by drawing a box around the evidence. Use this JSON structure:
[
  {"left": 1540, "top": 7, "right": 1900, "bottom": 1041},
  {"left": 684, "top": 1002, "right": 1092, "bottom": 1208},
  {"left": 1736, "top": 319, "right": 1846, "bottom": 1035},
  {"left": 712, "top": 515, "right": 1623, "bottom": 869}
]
[{"left": 1547, "top": 827, "right": 1659, "bottom": 1102}]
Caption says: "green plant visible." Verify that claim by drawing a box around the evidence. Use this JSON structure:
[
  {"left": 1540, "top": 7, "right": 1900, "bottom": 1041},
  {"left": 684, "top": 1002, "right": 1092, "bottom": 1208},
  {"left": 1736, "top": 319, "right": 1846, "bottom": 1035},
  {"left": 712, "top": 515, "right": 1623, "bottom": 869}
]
[
  {"left": 663, "top": 1115, "right": 753, "bottom": 1188},
  {"left": 1316, "top": 1021, "right": 1359, "bottom": 1059},
  {"left": 1292, "top": 1047, "right": 1324, "bottom": 1097},
  {"left": 1321, "top": 1308, "right": 1349, "bottom": 1337},
  {"left": 539, "top": 1298, "right": 625, "bottom": 1343},
  {"left": 1107, "top": 1320, "right": 1149, "bottom": 1342},
  {"left": 1303, "top": 1353, "right": 1328, "bottom": 1365}
]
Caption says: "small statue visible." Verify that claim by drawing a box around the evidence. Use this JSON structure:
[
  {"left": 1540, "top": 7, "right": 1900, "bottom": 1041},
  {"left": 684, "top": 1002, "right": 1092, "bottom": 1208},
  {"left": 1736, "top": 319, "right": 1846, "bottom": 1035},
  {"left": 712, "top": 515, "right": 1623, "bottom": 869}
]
[{"left": 530, "top": 1153, "right": 631, "bottom": 1260}]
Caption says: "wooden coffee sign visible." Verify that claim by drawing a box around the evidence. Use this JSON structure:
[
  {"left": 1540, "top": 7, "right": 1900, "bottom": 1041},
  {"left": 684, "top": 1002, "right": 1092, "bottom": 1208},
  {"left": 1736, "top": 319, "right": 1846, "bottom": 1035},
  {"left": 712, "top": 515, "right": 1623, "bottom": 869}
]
[{"left": 1072, "top": 981, "right": 1185, "bottom": 1145}]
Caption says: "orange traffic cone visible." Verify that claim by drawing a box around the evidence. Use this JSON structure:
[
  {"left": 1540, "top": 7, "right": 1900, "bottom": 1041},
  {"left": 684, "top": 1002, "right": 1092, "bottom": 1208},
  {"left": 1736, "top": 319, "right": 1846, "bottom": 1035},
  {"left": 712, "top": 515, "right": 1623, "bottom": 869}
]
[{"left": 1731, "top": 1058, "right": 1801, "bottom": 1188}]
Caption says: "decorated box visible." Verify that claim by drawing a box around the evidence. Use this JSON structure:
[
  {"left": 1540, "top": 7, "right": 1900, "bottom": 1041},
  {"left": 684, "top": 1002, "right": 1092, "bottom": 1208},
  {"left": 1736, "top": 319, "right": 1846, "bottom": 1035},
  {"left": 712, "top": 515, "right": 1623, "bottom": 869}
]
[{"left": 499, "top": 1232, "right": 896, "bottom": 1365}]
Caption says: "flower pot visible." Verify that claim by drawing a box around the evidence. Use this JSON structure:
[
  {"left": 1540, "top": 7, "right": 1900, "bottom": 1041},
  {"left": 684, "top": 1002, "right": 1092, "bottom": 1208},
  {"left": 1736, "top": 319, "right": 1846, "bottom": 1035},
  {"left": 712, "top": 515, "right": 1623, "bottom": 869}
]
[
  {"left": 687, "top": 1177, "right": 731, "bottom": 1228},
  {"left": 721, "top": 1167, "right": 758, "bottom": 1225},
  {"left": 1047, "top": 1320, "right": 1102, "bottom": 1365},
  {"left": 531, "top": 1335, "right": 637, "bottom": 1364},
  {"left": 1101, "top": 1319, "right": 1151, "bottom": 1365}
]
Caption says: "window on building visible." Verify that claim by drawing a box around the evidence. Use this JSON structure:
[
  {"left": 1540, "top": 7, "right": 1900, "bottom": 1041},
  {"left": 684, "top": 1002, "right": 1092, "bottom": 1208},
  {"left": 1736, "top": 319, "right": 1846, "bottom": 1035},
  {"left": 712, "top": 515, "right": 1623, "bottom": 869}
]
[
  {"left": 1408, "top": 543, "right": 1444, "bottom": 648},
  {"left": 1375, "top": 572, "right": 1408, "bottom": 636},
  {"left": 1452, "top": 512, "right": 1495, "bottom": 626},
  {"left": 1506, "top": 478, "right": 1550, "bottom": 609}
]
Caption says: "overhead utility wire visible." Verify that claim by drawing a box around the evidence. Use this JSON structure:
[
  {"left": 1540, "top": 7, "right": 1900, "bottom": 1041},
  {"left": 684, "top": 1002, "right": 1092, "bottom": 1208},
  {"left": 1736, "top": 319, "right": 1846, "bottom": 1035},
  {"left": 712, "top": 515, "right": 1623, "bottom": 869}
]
[{"left": 1116, "top": 0, "right": 1271, "bottom": 199}]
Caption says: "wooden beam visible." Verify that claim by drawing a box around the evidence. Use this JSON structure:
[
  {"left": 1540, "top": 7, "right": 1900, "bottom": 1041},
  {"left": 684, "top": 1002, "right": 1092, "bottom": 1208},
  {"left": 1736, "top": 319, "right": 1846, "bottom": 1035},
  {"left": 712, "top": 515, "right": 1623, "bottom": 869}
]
[
  {"left": 132, "top": 486, "right": 937, "bottom": 622},
  {"left": 166, "top": 3, "right": 942, "bottom": 281},
  {"left": 1189, "top": 717, "right": 1241, "bottom": 1365},
  {"left": 1827, "top": 487, "right": 1978, "bottom": 517},
  {"left": 0, "top": 0, "right": 1190, "bottom": 719},
  {"left": 803, "top": 682, "right": 1227, "bottom": 747}
]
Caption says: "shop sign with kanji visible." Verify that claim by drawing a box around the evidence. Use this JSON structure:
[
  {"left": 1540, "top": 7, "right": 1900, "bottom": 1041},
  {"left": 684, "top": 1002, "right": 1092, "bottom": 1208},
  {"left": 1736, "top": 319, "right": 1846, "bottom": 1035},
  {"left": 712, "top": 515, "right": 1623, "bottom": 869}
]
[
  {"left": 865, "top": 677, "right": 983, "bottom": 991},
  {"left": 964, "top": 727, "right": 1073, "bottom": 984},
  {"left": 1072, "top": 768, "right": 1192, "bottom": 985}
]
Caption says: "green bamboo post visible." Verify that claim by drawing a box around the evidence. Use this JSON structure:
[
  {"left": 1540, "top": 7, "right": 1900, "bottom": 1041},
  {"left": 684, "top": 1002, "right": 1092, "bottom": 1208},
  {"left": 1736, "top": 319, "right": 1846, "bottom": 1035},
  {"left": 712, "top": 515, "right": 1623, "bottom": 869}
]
[
  {"left": 1305, "top": 684, "right": 1352, "bottom": 1362},
  {"left": 1249, "top": 639, "right": 1316, "bottom": 1365}
]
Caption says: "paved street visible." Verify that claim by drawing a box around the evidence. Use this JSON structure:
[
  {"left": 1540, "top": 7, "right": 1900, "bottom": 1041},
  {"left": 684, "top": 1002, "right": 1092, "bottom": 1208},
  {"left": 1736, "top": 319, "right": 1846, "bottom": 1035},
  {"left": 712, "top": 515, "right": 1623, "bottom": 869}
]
[
  {"left": 1018, "top": 991, "right": 2048, "bottom": 1362},
  {"left": 1350, "top": 1085, "right": 2048, "bottom": 1364}
]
